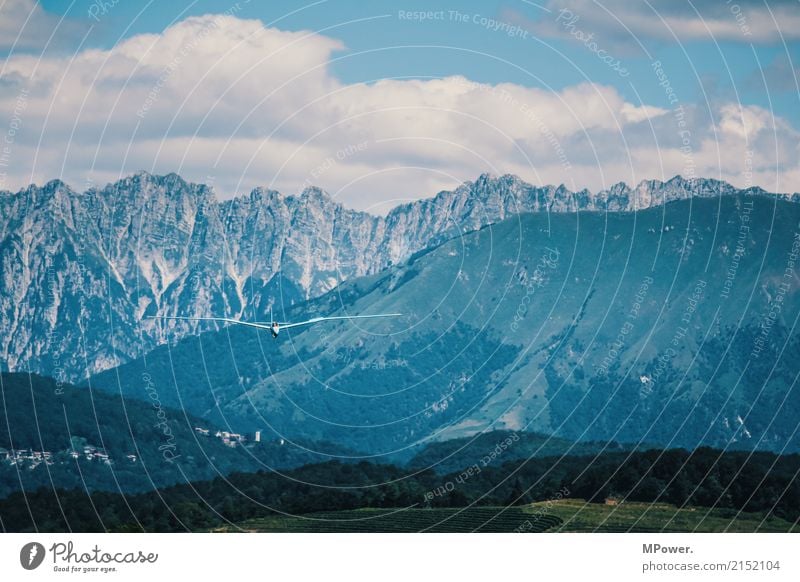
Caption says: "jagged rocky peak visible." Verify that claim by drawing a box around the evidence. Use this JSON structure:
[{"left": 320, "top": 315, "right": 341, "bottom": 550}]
[
  {"left": 247, "top": 186, "right": 282, "bottom": 203},
  {"left": 297, "top": 185, "right": 328, "bottom": 200},
  {"left": 13, "top": 178, "right": 73, "bottom": 207},
  {"left": 0, "top": 170, "right": 796, "bottom": 381}
]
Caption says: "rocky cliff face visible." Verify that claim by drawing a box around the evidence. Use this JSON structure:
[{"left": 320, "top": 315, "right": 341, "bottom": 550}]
[{"left": 1, "top": 171, "right": 796, "bottom": 380}]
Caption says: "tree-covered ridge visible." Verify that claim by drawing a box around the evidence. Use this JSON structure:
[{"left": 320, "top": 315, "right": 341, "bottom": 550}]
[
  {"left": 0, "top": 373, "right": 358, "bottom": 498},
  {"left": 1, "top": 446, "right": 797, "bottom": 532}
]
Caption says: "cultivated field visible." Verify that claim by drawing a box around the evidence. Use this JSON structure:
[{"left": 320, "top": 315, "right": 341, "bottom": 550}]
[{"left": 217, "top": 499, "right": 797, "bottom": 533}]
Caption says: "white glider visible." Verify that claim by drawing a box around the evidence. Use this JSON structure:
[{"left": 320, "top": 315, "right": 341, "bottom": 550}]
[{"left": 147, "top": 313, "right": 401, "bottom": 338}]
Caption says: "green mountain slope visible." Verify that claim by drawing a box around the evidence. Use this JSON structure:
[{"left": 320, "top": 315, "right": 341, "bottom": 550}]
[
  {"left": 406, "top": 430, "right": 631, "bottom": 474},
  {"left": 91, "top": 194, "right": 800, "bottom": 455},
  {"left": 0, "top": 373, "right": 358, "bottom": 497}
]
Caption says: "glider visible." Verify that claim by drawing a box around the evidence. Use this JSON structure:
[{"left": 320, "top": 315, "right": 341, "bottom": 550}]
[{"left": 147, "top": 312, "right": 401, "bottom": 338}]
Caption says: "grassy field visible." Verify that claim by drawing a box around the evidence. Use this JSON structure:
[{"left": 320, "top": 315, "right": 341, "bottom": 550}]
[
  {"left": 216, "top": 499, "right": 796, "bottom": 533},
  {"left": 534, "top": 499, "right": 796, "bottom": 533},
  {"left": 220, "top": 506, "right": 558, "bottom": 533}
]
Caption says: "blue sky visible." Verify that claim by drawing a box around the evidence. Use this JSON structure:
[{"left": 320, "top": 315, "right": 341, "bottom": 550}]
[
  {"left": 38, "top": 0, "right": 798, "bottom": 122},
  {"left": 2, "top": 0, "right": 799, "bottom": 207}
]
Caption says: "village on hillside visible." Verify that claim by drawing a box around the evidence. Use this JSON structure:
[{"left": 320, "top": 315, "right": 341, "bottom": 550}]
[{"left": 1, "top": 426, "right": 267, "bottom": 470}]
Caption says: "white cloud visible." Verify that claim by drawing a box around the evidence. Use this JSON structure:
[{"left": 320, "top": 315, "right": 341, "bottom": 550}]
[
  {"left": 0, "top": 0, "right": 89, "bottom": 51},
  {"left": 719, "top": 103, "right": 772, "bottom": 138},
  {"left": 508, "top": 0, "right": 800, "bottom": 46},
  {"left": 0, "top": 12, "right": 798, "bottom": 210},
  {"left": 620, "top": 102, "right": 669, "bottom": 124}
]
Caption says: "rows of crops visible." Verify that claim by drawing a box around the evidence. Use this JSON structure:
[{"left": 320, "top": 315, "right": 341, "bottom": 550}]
[
  {"left": 234, "top": 506, "right": 563, "bottom": 533},
  {"left": 540, "top": 500, "right": 796, "bottom": 533},
  {"left": 223, "top": 500, "right": 796, "bottom": 533}
]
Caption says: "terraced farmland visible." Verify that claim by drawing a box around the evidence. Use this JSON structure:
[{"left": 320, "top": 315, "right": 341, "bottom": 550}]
[
  {"left": 536, "top": 499, "right": 797, "bottom": 533},
  {"left": 218, "top": 500, "right": 797, "bottom": 533},
  {"left": 222, "top": 506, "right": 560, "bottom": 533}
]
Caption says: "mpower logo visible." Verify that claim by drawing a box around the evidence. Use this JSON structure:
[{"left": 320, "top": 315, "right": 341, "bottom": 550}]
[{"left": 20, "top": 542, "right": 46, "bottom": 570}]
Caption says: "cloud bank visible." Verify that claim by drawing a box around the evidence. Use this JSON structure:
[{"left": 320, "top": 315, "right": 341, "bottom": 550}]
[
  {"left": 0, "top": 9, "right": 798, "bottom": 210},
  {"left": 513, "top": 0, "right": 800, "bottom": 45}
]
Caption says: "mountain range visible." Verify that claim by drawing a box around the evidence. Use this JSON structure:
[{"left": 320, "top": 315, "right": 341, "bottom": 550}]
[
  {"left": 90, "top": 193, "right": 800, "bottom": 455},
  {"left": 2, "top": 171, "right": 797, "bottom": 382}
]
